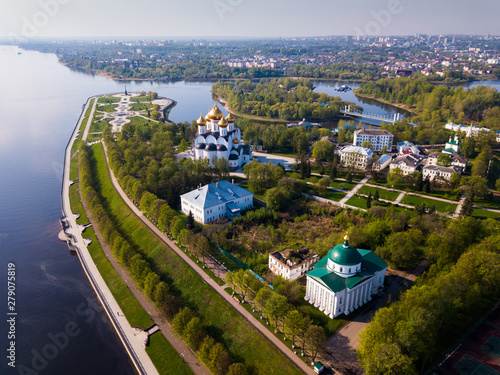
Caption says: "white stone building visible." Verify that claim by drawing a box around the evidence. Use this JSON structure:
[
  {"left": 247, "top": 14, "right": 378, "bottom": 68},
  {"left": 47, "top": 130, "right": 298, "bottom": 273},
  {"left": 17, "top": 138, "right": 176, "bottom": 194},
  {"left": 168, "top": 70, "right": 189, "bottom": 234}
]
[
  {"left": 269, "top": 249, "right": 319, "bottom": 280},
  {"left": 389, "top": 154, "right": 426, "bottom": 175},
  {"left": 353, "top": 129, "right": 394, "bottom": 152},
  {"left": 373, "top": 154, "right": 393, "bottom": 171},
  {"left": 339, "top": 145, "right": 373, "bottom": 170},
  {"left": 180, "top": 180, "right": 253, "bottom": 224},
  {"left": 423, "top": 165, "right": 462, "bottom": 182},
  {"left": 193, "top": 103, "right": 252, "bottom": 169},
  {"left": 427, "top": 152, "right": 467, "bottom": 169},
  {"left": 305, "top": 236, "right": 387, "bottom": 318},
  {"left": 397, "top": 141, "right": 421, "bottom": 155}
]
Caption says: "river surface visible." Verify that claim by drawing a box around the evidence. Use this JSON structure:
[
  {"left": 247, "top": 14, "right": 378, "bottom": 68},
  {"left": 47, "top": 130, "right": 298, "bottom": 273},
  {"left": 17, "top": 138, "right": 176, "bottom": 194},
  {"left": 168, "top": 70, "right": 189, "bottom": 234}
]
[{"left": 1, "top": 45, "right": 499, "bottom": 374}]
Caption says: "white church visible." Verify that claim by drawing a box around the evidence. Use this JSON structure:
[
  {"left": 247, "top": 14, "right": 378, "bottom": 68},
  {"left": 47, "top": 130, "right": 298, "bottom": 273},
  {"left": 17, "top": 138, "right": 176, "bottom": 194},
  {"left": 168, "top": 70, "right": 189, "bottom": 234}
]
[
  {"left": 193, "top": 103, "right": 252, "bottom": 169},
  {"left": 305, "top": 236, "right": 387, "bottom": 318}
]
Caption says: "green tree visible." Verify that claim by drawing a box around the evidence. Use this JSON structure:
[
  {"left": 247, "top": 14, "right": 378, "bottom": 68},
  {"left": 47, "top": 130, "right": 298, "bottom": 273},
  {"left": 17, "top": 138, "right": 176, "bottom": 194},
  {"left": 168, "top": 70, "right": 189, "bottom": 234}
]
[
  {"left": 183, "top": 317, "right": 205, "bottom": 351},
  {"left": 172, "top": 307, "right": 195, "bottom": 336},
  {"left": 264, "top": 293, "right": 289, "bottom": 330},
  {"left": 143, "top": 272, "right": 161, "bottom": 299},
  {"left": 305, "top": 325, "right": 326, "bottom": 362},
  {"left": 460, "top": 191, "right": 475, "bottom": 217},
  {"left": 227, "top": 363, "right": 248, "bottom": 375},
  {"left": 437, "top": 154, "right": 452, "bottom": 167}
]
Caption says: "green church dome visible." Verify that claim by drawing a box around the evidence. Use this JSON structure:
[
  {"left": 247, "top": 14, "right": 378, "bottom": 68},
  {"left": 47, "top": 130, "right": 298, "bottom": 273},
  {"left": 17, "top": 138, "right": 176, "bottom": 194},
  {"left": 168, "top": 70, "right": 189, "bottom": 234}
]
[{"left": 327, "top": 237, "right": 362, "bottom": 266}]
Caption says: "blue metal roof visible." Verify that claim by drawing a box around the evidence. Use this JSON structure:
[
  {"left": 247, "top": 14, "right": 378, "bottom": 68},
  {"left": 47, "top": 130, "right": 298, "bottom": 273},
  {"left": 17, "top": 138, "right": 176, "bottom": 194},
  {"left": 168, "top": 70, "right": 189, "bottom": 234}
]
[{"left": 180, "top": 180, "right": 253, "bottom": 209}]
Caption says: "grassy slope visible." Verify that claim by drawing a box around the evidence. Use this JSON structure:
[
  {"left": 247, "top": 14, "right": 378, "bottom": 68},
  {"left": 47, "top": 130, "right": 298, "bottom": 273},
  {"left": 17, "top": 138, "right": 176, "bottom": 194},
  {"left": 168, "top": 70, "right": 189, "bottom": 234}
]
[
  {"left": 68, "top": 154, "right": 192, "bottom": 375},
  {"left": 91, "top": 143, "right": 302, "bottom": 375}
]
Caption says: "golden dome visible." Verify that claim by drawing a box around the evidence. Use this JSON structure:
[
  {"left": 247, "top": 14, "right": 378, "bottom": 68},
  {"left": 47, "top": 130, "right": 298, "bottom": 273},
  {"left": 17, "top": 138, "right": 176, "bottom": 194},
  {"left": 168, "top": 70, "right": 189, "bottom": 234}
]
[
  {"left": 233, "top": 137, "right": 240, "bottom": 144},
  {"left": 226, "top": 113, "right": 235, "bottom": 123},
  {"left": 218, "top": 116, "right": 228, "bottom": 128},
  {"left": 209, "top": 103, "right": 223, "bottom": 120},
  {"left": 197, "top": 114, "right": 206, "bottom": 125},
  {"left": 204, "top": 112, "right": 211, "bottom": 122}
]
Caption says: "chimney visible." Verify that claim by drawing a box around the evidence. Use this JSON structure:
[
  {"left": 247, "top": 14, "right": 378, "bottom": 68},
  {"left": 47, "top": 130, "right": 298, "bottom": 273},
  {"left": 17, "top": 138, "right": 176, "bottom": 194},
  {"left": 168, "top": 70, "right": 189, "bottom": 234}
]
[
  {"left": 232, "top": 179, "right": 234, "bottom": 184},
  {"left": 216, "top": 182, "right": 218, "bottom": 188}
]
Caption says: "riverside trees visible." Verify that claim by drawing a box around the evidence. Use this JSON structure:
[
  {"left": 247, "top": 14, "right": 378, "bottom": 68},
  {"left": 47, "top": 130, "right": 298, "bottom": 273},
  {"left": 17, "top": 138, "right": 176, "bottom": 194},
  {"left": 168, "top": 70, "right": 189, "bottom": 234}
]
[{"left": 212, "top": 78, "right": 355, "bottom": 121}]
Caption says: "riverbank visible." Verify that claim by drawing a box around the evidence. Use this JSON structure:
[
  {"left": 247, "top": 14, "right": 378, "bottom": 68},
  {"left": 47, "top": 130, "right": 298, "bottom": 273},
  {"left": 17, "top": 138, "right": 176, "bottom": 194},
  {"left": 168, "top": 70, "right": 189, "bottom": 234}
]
[
  {"left": 213, "top": 93, "right": 290, "bottom": 124},
  {"left": 61, "top": 97, "right": 160, "bottom": 375},
  {"left": 352, "top": 90, "right": 416, "bottom": 114}
]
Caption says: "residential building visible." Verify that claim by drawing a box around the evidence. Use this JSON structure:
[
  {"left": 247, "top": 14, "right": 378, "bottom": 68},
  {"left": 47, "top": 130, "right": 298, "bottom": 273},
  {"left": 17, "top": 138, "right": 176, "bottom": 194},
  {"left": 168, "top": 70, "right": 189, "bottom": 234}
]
[
  {"left": 427, "top": 152, "right": 467, "bottom": 169},
  {"left": 397, "top": 141, "right": 421, "bottom": 155},
  {"left": 305, "top": 236, "right": 387, "bottom": 318},
  {"left": 423, "top": 165, "right": 462, "bottom": 181},
  {"left": 389, "top": 153, "right": 425, "bottom": 175},
  {"left": 339, "top": 145, "right": 373, "bottom": 170},
  {"left": 373, "top": 154, "right": 393, "bottom": 171},
  {"left": 353, "top": 129, "right": 394, "bottom": 152},
  {"left": 180, "top": 180, "right": 253, "bottom": 224},
  {"left": 193, "top": 103, "right": 252, "bottom": 169},
  {"left": 269, "top": 249, "right": 319, "bottom": 280}
]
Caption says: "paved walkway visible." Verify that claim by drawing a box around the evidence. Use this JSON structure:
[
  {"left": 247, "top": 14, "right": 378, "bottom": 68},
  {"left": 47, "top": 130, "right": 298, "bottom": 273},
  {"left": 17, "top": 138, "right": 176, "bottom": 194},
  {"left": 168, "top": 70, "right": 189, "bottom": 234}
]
[
  {"left": 62, "top": 97, "right": 159, "bottom": 375},
  {"left": 101, "top": 142, "right": 316, "bottom": 375},
  {"left": 325, "top": 264, "right": 424, "bottom": 374},
  {"left": 82, "top": 97, "right": 98, "bottom": 141},
  {"left": 394, "top": 191, "right": 406, "bottom": 204},
  {"left": 339, "top": 175, "right": 371, "bottom": 205}
]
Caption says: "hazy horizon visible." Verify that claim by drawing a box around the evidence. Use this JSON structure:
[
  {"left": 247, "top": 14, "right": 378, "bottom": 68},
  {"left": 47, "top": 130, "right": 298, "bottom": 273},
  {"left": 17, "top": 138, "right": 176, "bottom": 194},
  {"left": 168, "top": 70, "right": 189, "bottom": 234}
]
[{"left": 1, "top": 0, "right": 499, "bottom": 41}]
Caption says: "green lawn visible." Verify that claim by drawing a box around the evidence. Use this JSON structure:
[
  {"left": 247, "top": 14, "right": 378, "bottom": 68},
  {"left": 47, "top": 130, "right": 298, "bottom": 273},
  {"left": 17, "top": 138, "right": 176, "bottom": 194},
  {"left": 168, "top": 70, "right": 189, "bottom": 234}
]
[
  {"left": 472, "top": 208, "right": 500, "bottom": 219},
  {"left": 358, "top": 185, "right": 400, "bottom": 201},
  {"left": 474, "top": 197, "right": 500, "bottom": 210},
  {"left": 98, "top": 104, "right": 119, "bottom": 112},
  {"left": 346, "top": 195, "right": 406, "bottom": 213},
  {"left": 130, "top": 103, "right": 153, "bottom": 111},
  {"left": 69, "top": 156, "right": 193, "bottom": 375},
  {"left": 69, "top": 183, "right": 153, "bottom": 328},
  {"left": 401, "top": 195, "right": 457, "bottom": 214},
  {"left": 129, "top": 116, "right": 154, "bottom": 126},
  {"left": 98, "top": 96, "right": 120, "bottom": 104},
  {"left": 89, "top": 119, "right": 110, "bottom": 134},
  {"left": 320, "top": 190, "right": 347, "bottom": 202},
  {"left": 90, "top": 143, "right": 303, "bottom": 375},
  {"left": 146, "top": 334, "right": 193, "bottom": 375},
  {"left": 345, "top": 195, "right": 369, "bottom": 209},
  {"left": 329, "top": 179, "right": 358, "bottom": 191}
]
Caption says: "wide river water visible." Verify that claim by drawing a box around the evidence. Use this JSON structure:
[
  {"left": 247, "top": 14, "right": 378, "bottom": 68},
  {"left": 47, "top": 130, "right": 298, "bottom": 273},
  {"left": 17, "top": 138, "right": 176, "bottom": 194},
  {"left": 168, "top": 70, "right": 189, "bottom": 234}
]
[{"left": 0, "top": 45, "right": 498, "bottom": 374}]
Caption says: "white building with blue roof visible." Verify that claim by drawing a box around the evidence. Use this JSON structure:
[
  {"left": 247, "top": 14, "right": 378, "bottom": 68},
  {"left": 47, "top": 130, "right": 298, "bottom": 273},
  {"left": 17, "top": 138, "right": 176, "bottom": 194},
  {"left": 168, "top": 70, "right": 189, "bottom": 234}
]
[{"left": 180, "top": 180, "right": 253, "bottom": 224}]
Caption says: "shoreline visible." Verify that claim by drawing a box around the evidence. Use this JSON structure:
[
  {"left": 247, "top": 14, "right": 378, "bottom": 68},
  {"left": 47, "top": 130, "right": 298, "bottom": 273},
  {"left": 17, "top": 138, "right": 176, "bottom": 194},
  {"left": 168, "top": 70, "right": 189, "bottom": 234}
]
[
  {"left": 60, "top": 96, "right": 158, "bottom": 375},
  {"left": 352, "top": 91, "right": 416, "bottom": 114},
  {"left": 213, "top": 93, "right": 290, "bottom": 123}
]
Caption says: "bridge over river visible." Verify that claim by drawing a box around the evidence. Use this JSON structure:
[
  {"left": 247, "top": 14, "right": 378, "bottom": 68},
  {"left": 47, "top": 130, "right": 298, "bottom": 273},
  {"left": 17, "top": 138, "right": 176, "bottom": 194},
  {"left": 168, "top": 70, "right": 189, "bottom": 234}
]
[{"left": 341, "top": 105, "right": 419, "bottom": 127}]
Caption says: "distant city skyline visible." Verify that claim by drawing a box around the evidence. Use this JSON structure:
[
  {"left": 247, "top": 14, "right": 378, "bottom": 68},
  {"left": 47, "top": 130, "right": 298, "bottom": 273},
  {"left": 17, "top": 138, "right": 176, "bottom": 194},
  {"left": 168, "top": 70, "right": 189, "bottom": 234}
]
[{"left": 1, "top": 0, "right": 499, "bottom": 40}]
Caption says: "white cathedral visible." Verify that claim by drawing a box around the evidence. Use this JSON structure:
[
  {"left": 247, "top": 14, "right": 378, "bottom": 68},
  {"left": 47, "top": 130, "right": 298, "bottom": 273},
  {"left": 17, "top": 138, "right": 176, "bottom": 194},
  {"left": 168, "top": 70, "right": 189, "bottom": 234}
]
[
  {"left": 192, "top": 103, "right": 252, "bottom": 169},
  {"left": 305, "top": 236, "right": 387, "bottom": 318}
]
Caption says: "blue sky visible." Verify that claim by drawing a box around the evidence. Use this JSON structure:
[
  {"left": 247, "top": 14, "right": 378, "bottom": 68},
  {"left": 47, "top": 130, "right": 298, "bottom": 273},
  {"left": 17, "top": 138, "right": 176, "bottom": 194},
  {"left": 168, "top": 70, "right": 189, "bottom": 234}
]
[{"left": 1, "top": 0, "right": 499, "bottom": 39}]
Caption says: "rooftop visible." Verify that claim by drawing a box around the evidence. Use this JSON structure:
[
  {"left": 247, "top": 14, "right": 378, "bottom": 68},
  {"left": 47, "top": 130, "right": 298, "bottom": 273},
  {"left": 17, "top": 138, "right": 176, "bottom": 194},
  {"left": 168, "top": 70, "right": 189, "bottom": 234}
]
[
  {"left": 306, "top": 248, "right": 387, "bottom": 292},
  {"left": 270, "top": 249, "right": 318, "bottom": 269},
  {"left": 355, "top": 129, "right": 393, "bottom": 136},
  {"left": 180, "top": 180, "right": 253, "bottom": 209},
  {"left": 340, "top": 145, "right": 373, "bottom": 157}
]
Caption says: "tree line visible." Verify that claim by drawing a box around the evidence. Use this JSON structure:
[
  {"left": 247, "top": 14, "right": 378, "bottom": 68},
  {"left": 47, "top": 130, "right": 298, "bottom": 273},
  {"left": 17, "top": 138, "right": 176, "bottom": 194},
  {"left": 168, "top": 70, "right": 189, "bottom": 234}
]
[
  {"left": 78, "top": 144, "right": 249, "bottom": 375},
  {"left": 212, "top": 78, "right": 356, "bottom": 121}
]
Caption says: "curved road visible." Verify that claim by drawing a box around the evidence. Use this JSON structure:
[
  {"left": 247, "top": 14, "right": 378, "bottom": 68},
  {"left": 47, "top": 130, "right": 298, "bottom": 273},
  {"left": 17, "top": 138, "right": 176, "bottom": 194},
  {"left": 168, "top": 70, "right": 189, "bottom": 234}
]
[{"left": 100, "top": 141, "right": 316, "bottom": 375}]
